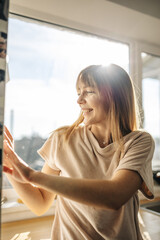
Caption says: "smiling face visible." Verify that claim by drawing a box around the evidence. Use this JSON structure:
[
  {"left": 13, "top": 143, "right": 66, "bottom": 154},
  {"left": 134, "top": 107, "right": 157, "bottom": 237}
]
[
  {"left": 69, "top": 64, "right": 139, "bottom": 147},
  {"left": 77, "top": 80, "right": 108, "bottom": 128}
]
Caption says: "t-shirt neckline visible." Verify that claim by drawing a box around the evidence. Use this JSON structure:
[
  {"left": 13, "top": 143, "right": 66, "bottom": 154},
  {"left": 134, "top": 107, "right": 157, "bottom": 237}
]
[{"left": 86, "top": 126, "right": 141, "bottom": 152}]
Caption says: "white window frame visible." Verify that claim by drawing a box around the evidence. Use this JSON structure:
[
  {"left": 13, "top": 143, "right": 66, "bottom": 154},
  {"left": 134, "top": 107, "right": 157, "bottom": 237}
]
[
  {"left": 139, "top": 43, "right": 160, "bottom": 200},
  {"left": 138, "top": 42, "right": 160, "bottom": 91}
]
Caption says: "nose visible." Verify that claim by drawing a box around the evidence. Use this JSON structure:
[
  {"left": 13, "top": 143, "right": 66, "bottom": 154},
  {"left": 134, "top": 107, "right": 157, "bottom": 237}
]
[{"left": 77, "top": 94, "right": 86, "bottom": 104}]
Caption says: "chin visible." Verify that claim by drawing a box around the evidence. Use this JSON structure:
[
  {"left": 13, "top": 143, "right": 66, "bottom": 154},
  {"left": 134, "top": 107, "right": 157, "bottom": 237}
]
[
  {"left": 83, "top": 119, "right": 94, "bottom": 127},
  {"left": 83, "top": 119, "right": 90, "bottom": 126}
]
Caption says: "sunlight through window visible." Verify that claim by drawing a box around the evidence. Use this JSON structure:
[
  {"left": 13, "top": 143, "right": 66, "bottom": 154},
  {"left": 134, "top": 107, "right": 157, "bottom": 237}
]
[{"left": 3, "top": 16, "right": 129, "bottom": 187}]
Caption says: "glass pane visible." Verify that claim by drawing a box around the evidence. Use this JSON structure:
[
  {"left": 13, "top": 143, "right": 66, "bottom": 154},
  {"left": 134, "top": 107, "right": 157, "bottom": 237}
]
[
  {"left": 142, "top": 53, "right": 160, "bottom": 170},
  {"left": 3, "top": 16, "right": 129, "bottom": 188}
]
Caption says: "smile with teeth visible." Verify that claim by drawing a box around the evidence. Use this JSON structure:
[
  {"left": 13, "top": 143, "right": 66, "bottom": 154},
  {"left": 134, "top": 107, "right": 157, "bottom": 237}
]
[{"left": 82, "top": 109, "right": 93, "bottom": 115}]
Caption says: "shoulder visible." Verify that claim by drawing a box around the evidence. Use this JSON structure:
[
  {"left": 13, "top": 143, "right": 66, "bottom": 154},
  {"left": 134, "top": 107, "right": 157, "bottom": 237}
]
[
  {"left": 50, "top": 125, "right": 85, "bottom": 143},
  {"left": 125, "top": 130, "right": 154, "bottom": 144},
  {"left": 46, "top": 126, "right": 69, "bottom": 146},
  {"left": 123, "top": 130, "right": 155, "bottom": 154},
  {"left": 53, "top": 126, "right": 69, "bottom": 136},
  {"left": 68, "top": 125, "right": 86, "bottom": 141}
]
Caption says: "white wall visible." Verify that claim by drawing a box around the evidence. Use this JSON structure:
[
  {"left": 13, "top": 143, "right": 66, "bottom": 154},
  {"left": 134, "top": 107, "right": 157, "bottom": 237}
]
[{"left": 9, "top": 0, "right": 160, "bottom": 47}]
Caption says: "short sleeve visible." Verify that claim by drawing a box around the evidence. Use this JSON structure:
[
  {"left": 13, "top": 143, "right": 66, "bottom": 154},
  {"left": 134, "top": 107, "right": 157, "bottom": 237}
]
[
  {"left": 116, "top": 132, "right": 155, "bottom": 199},
  {"left": 37, "top": 131, "right": 60, "bottom": 171}
]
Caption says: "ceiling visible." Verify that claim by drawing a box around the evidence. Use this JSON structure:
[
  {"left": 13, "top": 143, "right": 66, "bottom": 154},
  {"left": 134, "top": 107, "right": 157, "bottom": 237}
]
[
  {"left": 106, "top": 0, "right": 160, "bottom": 19},
  {"left": 9, "top": 0, "right": 160, "bottom": 47}
]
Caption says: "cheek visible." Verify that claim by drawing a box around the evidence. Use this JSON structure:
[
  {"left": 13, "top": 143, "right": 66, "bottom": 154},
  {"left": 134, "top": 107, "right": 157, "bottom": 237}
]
[
  {"left": 94, "top": 98, "right": 104, "bottom": 109},
  {"left": 100, "top": 97, "right": 110, "bottom": 113},
  {"left": 97, "top": 102, "right": 107, "bottom": 116},
  {"left": 89, "top": 95, "right": 101, "bottom": 106}
]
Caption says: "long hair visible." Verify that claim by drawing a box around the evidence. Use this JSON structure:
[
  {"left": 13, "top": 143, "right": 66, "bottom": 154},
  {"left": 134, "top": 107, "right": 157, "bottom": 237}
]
[{"left": 61, "top": 64, "right": 140, "bottom": 145}]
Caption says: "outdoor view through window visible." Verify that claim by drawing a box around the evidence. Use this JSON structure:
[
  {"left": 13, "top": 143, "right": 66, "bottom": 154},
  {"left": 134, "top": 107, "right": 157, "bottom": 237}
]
[
  {"left": 142, "top": 53, "right": 160, "bottom": 171},
  {"left": 3, "top": 16, "right": 129, "bottom": 188}
]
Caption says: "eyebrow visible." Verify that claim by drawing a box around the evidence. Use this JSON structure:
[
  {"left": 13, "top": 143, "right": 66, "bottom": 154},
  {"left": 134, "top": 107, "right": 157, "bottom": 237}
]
[{"left": 77, "top": 86, "right": 95, "bottom": 91}]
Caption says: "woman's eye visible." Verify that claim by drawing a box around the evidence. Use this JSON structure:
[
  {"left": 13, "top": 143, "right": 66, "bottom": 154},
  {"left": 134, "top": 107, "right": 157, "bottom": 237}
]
[
  {"left": 86, "top": 91, "right": 94, "bottom": 94},
  {"left": 77, "top": 90, "right": 95, "bottom": 97}
]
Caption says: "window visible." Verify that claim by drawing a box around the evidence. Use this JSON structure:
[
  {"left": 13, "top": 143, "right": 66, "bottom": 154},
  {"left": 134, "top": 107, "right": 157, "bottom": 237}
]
[
  {"left": 142, "top": 52, "right": 160, "bottom": 170},
  {"left": 3, "top": 15, "right": 129, "bottom": 189}
]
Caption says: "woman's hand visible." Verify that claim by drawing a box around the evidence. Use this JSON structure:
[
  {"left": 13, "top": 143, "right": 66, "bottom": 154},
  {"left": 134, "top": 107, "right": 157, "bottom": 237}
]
[
  {"left": 3, "top": 126, "right": 14, "bottom": 169},
  {"left": 3, "top": 138, "right": 35, "bottom": 184},
  {"left": 4, "top": 126, "right": 14, "bottom": 149},
  {"left": 3, "top": 126, "right": 35, "bottom": 184}
]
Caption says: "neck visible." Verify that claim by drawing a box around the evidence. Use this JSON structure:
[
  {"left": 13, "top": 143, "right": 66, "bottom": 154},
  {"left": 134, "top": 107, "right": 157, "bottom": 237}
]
[{"left": 90, "top": 124, "right": 111, "bottom": 147}]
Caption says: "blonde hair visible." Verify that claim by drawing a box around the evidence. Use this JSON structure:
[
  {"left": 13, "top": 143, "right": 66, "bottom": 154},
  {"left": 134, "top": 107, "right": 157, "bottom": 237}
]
[{"left": 60, "top": 64, "right": 140, "bottom": 146}]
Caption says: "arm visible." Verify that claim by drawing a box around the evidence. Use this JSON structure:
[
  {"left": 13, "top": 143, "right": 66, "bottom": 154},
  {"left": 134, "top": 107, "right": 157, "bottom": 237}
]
[
  {"left": 3, "top": 127, "right": 60, "bottom": 216},
  {"left": 30, "top": 169, "right": 142, "bottom": 210},
  {"left": 4, "top": 136, "right": 142, "bottom": 210},
  {"left": 5, "top": 163, "right": 60, "bottom": 215}
]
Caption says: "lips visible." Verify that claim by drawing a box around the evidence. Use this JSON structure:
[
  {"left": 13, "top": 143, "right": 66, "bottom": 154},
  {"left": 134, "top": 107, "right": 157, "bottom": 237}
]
[{"left": 82, "top": 108, "right": 93, "bottom": 114}]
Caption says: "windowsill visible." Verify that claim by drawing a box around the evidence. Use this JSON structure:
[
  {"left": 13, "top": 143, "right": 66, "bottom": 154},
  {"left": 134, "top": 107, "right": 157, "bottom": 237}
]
[
  {"left": 2, "top": 200, "right": 56, "bottom": 223},
  {"left": 1, "top": 188, "right": 56, "bottom": 223}
]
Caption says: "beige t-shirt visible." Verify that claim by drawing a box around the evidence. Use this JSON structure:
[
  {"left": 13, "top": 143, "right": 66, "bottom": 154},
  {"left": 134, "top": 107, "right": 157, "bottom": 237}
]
[{"left": 38, "top": 126, "right": 155, "bottom": 240}]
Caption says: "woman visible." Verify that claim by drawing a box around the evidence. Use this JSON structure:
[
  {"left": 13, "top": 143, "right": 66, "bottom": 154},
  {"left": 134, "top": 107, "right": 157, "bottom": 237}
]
[{"left": 3, "top": 64, "right": 154, "bottom": 240}]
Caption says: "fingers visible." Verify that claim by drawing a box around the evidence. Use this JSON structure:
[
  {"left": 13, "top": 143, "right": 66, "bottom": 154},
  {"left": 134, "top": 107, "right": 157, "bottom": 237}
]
[
  {"left": 3, "top": 126, "right": 14, "bottom": 156},
  {"left": 4, "top": 126, "right": 13, "bottom": 141},
  {"left": 4, "top": 126, "right": 14, "bottom": 145},
  {"left": 3, "top": 140, "right": 17, "bottom": 165},
  {"left": 3, "top": 144, "right": 14, "bottom": 172},
  {"left": 3, "top": 150, "right": 13, "bottom": 168},
  {"left": 4, "top": 132, "right": 14, "bottom": 149},
  {"left": 3, "top": 140, "right": 28, "bottom": 169},
  {"left": 3, "top": 141, "right": 32, "bottom": 183},
  {"left": 3, "top": 139, "right": 11, "bottom": 154}
]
